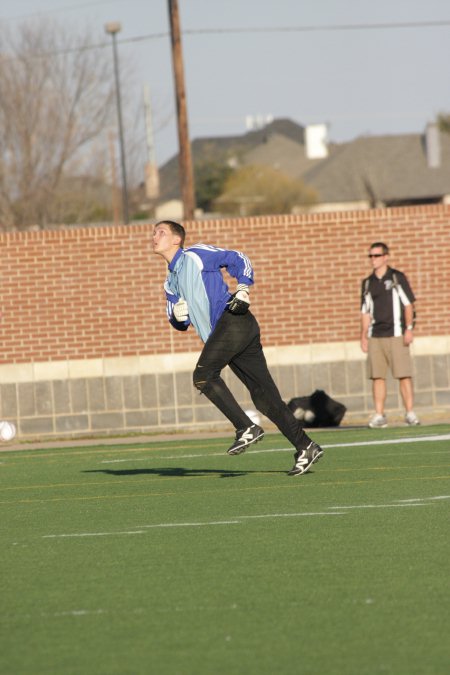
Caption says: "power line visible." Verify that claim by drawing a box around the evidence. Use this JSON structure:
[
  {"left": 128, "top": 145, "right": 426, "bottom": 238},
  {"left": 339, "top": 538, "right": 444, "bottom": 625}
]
[
  {"left": 3, "top": 4, "right": 450, "bottom": 32},
  {"left": 99, "top": 18, "right": 450, "bottom": 46},
  {"left": 2, "top": 19, "right": 450, "bottom": 62},
  {"left": 182, "top": 19, "right": 450, "bottom": 34}
]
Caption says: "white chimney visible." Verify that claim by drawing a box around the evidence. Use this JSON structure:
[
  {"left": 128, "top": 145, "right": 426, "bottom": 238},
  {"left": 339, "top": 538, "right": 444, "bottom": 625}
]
[
  {"left": 305, "top": 124, "right": 328, "bottom": 159},
  {"left": 245, "top": 114, "right": 274, "bottom": 131},
  {"left": 425, "top": 122, "right": 441, "bottom": 168}
]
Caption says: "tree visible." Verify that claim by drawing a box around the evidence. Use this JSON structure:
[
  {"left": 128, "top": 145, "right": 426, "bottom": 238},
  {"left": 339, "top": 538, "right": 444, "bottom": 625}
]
[
  {"left": 437, "top": 112, "right": 450, "bottom": 135},
  {"left": 214, "top": 164, "right": 317, "bottom": 216},
  {"left": 0, "top": 20, "right": 116, "bottom": 228},
  {"left": 194, "top": 160, "right": 233, "bottom": 212}
]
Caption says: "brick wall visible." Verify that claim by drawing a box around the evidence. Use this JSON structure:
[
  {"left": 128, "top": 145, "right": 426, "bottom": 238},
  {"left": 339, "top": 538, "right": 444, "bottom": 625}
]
[
  {"left": 1, "top": 205, "right": 450, "bottom": 363},
  {"left": 1, "top": 205, "right": 449, "bottom": 438}
]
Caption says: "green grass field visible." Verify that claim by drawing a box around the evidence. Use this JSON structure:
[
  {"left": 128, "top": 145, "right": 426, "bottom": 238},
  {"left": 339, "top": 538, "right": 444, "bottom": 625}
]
[{"left": 1, "top": 424, "right": 450, "bottom": 675}]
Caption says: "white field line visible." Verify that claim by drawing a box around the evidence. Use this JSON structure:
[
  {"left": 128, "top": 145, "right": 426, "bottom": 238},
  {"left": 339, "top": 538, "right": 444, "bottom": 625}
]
[
  {"left": 329, "top": 504, "right": 425, "bottom": 510},
  {"left": 101, "top": 433, "right": 450, "bottom": 464},
  {"left": 50, "top": 609, "right": 106, "bottom": 617},
  {"left": 41, "top": 495, "right": 449, "bottom": 540},
  {"left": 1, "top": 609, "right": 108, "bottom": 621},
  {"left": 2, "top": 605, "right": 240, "bottom": 621},
  {"left": 42, "top": 521, "right": 241, "bottom": 538},
  {"left": 323, "top": 433, "right": 450, "bottom": 448},
  {"left": 42, "top": 514, "right": 343, "bottom": 538},
  {"left": 397, "top": 495, "right": 450, "bottom": 502}
]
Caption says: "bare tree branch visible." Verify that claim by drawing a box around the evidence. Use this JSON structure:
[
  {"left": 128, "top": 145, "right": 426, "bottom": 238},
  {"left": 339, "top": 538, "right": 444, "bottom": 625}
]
[{"left": 0, "top": 20, "right": 116, "bottom": 228}]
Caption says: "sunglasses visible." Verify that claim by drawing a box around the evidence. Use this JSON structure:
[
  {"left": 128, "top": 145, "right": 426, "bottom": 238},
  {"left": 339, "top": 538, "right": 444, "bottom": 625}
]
[{"left": 368, "top": 253, "right": 385, "bottom": 258}]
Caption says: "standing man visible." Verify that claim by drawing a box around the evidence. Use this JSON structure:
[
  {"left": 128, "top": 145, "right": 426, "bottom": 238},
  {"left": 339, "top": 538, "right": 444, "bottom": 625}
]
[
  {"left": 152, "top": 220, "right": 324, "bottom": 476},
  {"left": 361, "top": 242, "right": 420, "bottom": 428}
]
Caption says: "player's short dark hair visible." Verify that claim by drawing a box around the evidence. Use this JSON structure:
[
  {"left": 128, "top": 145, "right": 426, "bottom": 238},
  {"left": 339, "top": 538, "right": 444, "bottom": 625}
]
[
  {"left": 370, "top": 242, "right": 389, "bottom": 254},
  {"left": 156, "top": 220, "right": 186, "bottom": 247}
]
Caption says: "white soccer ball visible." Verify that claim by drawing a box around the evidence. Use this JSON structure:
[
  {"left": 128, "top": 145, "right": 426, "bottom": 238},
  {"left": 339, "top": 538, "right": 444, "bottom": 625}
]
[
  {"left": 304, "top": 410, "right": 316, "bottom": 424},
  {"left": 292, "top": 406, "right": 305, "bottom": 420},
  {"left": 245, "top": 409, "right": 261, "bottom": 426},
  {"left": 0, "top": 421, "right": 17, "bottom": 442}
]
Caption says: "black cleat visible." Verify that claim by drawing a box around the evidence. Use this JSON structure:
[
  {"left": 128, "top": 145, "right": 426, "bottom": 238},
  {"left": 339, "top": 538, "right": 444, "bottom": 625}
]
[
  {"left": 288, "top": 440, "right": 324, "bottom": 476},
  {"left": 227, "top": 424, "right": 265, "bottom": 455}
]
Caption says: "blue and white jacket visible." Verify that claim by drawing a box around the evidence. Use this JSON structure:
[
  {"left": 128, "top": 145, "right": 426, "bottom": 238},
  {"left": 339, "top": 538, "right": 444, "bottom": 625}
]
[{"left": 164, "top": 244, "right": 254, "bottom": 342}]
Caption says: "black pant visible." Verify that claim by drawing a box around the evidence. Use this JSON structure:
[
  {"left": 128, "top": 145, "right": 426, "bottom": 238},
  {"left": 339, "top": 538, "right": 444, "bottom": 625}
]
[{"left": 193, "top": 310, "right": 308, "bottom": 450}]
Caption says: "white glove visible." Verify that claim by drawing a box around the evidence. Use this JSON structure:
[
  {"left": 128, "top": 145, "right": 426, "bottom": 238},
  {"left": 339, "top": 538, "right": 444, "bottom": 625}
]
[
  {"left": 236, "top": 283, "right": 250, "bottom": 304},
  {"left": 173, "top": 298, "right": 189, "bottom": 322},
  {"left": 235, "top": 289, "right": 250, "bottom": 304}
]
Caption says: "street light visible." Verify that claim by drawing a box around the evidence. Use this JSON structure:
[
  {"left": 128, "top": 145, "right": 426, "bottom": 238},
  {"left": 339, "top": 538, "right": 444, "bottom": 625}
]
[{"left": 105, "top": 21, "right": 129, "bottom": 224}]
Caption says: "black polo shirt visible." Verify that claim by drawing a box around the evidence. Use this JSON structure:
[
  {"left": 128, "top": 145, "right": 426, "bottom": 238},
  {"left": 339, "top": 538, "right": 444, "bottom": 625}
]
[{"left": 361, "top": 267, "right": 415, "bottom": 338}]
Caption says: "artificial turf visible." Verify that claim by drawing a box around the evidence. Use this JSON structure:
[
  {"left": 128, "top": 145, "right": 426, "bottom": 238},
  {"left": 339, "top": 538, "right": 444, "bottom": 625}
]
[{"left": 1, "top": 424, "right": 449, "bottom": 675}]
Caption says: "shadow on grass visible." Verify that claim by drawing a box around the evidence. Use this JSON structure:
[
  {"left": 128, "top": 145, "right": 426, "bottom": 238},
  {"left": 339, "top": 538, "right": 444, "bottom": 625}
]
[{"left": 82, "top": 467, "right": 284, "bottom": 478}]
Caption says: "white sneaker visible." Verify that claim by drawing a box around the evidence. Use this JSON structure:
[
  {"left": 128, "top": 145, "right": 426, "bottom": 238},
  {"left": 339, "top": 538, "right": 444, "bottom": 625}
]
[
  {"left": 405, "top": 411, "right": 420, "bottom": 426},
  {"left": 368, "top": 414, "right": 387, "bottom": 428}
]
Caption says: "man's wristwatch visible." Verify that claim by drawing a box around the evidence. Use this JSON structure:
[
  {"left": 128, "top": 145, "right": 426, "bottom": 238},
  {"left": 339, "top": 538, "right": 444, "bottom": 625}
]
[{"left": 406, "top": 324, "right": 414, "bottom": 331}]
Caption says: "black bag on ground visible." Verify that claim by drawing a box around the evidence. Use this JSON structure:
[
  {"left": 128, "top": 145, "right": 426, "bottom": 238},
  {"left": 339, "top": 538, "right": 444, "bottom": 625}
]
[{"left": 288, "top": 390, "right": 346, "bottom": 427}]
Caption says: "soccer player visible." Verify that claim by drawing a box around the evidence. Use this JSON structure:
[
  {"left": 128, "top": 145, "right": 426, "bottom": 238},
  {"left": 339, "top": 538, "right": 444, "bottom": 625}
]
[
  {"left": 361, "top": 241, "right": 420, "bottom": 428},
  {"left": 152, "top": 220, "right": 324, "bottom": 476}
]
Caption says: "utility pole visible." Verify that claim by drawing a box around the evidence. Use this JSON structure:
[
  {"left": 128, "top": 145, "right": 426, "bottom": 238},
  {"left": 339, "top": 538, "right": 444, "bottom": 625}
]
[
  {"left": 105, "top": 22, "right": 129, "bottom": 224},
  {"left": 108, "top": 131, "right": 121, "bottom": 226},
  {"left": 167, "top": 0, "right": 196, "bottom": 220},
  {"left": 143, "top": 84, "right": 160, "bottom": 201}
]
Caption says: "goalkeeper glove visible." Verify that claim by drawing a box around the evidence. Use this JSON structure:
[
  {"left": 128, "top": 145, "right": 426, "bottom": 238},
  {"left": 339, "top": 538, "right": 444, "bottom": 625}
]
[{"left": 173, "top": 298, "right": 189, "bottom": 322}]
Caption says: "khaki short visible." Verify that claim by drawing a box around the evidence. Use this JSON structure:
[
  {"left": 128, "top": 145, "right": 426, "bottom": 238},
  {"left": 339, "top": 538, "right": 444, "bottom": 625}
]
[{"left": 367, "top": 336, "right": 413, "bottom": 379}]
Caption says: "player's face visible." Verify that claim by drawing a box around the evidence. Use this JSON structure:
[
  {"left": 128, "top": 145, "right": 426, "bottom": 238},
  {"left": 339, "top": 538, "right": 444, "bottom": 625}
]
[
  {"left": 152, "top": 224, "right": 181, "bottom": 260},
  {"left": 368, "top": 247, "right": 388, "bottom": 272}
]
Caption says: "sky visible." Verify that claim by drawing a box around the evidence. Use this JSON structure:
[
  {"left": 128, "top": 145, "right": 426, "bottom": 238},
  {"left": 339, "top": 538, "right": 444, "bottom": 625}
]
[{"left": 2, "top": 0, "right": 450, "bottom": 168}]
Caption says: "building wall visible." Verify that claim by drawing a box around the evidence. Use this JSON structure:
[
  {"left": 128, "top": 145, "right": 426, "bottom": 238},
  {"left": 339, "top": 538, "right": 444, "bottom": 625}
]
[{"left": 1, "top": 205, "right": 449, "bottom": 438}]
